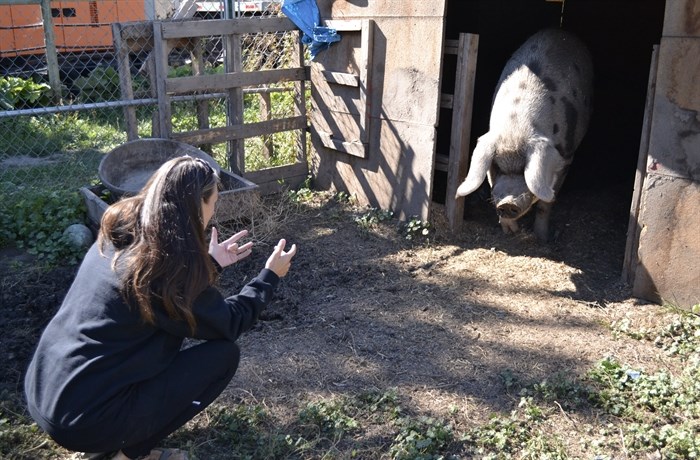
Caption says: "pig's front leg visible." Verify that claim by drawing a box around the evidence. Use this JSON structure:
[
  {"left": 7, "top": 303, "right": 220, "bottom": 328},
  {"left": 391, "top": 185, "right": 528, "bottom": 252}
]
[{"left": 533, "top": 200, "right": 553, "bottom": 242}]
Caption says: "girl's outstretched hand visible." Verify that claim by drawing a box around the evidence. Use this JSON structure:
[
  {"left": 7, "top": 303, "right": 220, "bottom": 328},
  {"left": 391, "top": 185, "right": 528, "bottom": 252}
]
[
  {"left": 265, "top": 239, "right": 297, "bottom": 278},
  {"left": 209, "top": 227, "right": 254, "bottom": 268}
]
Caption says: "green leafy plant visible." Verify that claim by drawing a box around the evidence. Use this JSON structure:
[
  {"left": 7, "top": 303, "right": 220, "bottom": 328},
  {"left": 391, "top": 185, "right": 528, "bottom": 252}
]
[
  {"left": 653, "top": 312, "right": 700, "bottom": 358},
  {"left": 299, "top": 399, "right": 359, "bottom": 438},
  {"left": 73, "top": 66, "right": 121, "bottom": 103},
  {"left": 168, "top": 403, "right": 298, "bottom": 459},
  {"left": 401, "top": 216, "right": 431, "bottom": 241},
  {"left": 0, "top": 76, "right": 52, "bottom": 110},
  {"left": 461, "top": 397, "right": 565, "bottom": 459},
  {"left": 355, "top": 207, "right": 394, "bottom": 232},
  {"left": 287, "top": 176, "right": 317, "bottom": 203},
  {"left": 0, "top": 189, "right": 89, "bottom": 265},
  {"left": 390, "top": 416, "right": 455, "bottom": 460}
]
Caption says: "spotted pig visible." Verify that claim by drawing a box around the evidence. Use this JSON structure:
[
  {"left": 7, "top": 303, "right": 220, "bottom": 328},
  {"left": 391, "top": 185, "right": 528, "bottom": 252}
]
[{"left": 456, "top": 28, "right": 593, "bottom": 242}]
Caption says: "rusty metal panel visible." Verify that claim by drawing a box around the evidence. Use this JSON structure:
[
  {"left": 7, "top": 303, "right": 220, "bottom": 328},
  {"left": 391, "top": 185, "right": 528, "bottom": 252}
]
[
  {"left": 645, "top": 37, "right": 700, "bottom": 182},
  {"left": 310, "top": 0, "right": 447, "bottom": 220},
  {"left": 662, "top": 0, "right": 700, "bottom": 37},
  {"left": 632, "top": 174, "right": 700, "bottom": 308}
]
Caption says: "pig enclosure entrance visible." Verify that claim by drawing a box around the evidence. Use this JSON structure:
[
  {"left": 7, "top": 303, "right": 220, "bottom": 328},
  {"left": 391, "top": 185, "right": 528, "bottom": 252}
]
[{"left": 435, "top": 0, "right": 666, "bottom": 267}]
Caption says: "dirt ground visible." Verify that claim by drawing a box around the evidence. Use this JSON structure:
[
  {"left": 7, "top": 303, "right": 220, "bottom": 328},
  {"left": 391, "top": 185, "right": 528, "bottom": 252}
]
[{"left": 0, "top": 182, "right": 676, "bottom": 457}]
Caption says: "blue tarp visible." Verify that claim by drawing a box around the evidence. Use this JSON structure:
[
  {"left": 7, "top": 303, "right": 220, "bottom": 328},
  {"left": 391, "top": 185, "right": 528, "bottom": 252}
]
[{"left": 281, "top": 0, "right": 340, "bottom": 60}]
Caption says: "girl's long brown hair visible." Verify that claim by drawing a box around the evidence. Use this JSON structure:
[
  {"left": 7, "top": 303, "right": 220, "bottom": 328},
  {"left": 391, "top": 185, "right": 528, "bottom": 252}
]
[{"left": 98, "top": 156, "right": 219, "bottom": 332}]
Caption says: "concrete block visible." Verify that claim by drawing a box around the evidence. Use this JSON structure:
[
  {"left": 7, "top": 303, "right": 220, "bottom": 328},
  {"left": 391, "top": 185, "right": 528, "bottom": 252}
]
[
  {"left": 633, "top": 173, "right": 700, "bottom": 309},
  {"left": 663, "top": 0, "right": 700, "bottom": 37},
  {"left": 646, "top": 37, "right": 700, "bottom": 181}
]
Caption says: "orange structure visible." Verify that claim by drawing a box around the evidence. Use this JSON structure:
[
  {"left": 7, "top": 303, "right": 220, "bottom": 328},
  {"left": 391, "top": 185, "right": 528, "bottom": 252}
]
[{"left": 0, "top": 1, "right": 145, "bottom": 58}]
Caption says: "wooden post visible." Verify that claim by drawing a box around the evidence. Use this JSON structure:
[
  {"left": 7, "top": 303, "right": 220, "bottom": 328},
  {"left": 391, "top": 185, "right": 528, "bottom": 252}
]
[
  {"left": 445, "top": 33, "right": 479, "bottom": 233},
  {"left": 359, "top": 20, "right": 373, "bottom": 144},
  {"left": 292, "top": 29, "right": 308, "bottom": 174},
  {"left": 225, "top": 33, "right": 245, "bottom": 174},
  {"left": 259, "top": 91, "right": 273, "bottom": 159},
  {"left": 153, "top": 21, "right": 172, "bottom": 138},
  {"left": 112, "top": 22, "right": 139, "bottom": 141},
  {"left": 39, "top": 0, "right": 61, "bottom": 103},
  {"left": 622, "top": 44, "right": 659, "bottom": 285},
  {"left": 189, "top": 37, "right": 212, "bottom": 153}
]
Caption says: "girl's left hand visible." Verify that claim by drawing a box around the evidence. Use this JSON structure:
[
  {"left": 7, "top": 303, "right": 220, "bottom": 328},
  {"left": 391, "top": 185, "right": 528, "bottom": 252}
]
[{"left": 209, "top": 227, "right": 254, "bottom": 268}]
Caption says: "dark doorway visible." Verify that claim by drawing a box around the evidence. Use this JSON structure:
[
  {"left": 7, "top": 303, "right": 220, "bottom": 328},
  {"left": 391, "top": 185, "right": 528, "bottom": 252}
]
[{"left": 435, "top": 0, "right": 666, "bottom": 206}]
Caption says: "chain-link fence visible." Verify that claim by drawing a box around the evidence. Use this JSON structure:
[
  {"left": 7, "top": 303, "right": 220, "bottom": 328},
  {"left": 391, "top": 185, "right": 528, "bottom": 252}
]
[{"left": 0, "top": 0, "right": 310, "bottom": 264}]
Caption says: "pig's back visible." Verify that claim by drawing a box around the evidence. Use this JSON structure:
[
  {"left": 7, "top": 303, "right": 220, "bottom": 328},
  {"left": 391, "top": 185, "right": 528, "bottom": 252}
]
[{"left": 490, "top": 28, "right": 593, "bottom": 160}]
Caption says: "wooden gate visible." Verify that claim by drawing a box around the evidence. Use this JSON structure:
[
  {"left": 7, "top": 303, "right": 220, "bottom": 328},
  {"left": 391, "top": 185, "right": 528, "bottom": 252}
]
[{"left": 113, "top": 16, "right": 309, "bottom": 194}]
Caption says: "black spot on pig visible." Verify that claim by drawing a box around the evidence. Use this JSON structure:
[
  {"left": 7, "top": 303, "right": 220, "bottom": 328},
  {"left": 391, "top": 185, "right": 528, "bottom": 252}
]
[
  {"left": 528, "top": 60, "right": 542, "bottom": 78},
  {"left": 553, "top": 124, "right": 559, "bottom": 135},
  {"left": 562, "top": 97, "right": 579, "bottom": 156},
  {"left": 541, "top": 77, "right": 557, "bottom": 92}
]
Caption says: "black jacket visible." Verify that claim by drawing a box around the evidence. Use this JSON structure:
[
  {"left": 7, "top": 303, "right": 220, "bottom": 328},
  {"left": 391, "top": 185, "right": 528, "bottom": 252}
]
[{"left": 24, "top": 241, "right": 278, "bottom": 431}]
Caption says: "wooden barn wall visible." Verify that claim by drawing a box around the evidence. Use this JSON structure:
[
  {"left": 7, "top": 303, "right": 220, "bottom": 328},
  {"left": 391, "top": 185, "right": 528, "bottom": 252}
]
[
  {"left": 632, "top": 0, "right": 700, "bottom": 308},
  {"left": 310, "top": 1, "right": 447, "bottom": 220}
]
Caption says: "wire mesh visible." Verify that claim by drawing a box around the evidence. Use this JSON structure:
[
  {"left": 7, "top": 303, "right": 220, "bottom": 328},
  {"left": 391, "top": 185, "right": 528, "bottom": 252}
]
[{"left": 0, "top": 0, "right": 305, "bottom": 200}]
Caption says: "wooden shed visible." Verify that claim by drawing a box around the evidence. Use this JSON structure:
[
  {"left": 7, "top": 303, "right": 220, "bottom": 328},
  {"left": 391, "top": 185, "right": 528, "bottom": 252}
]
[{"left": 308, "top": 0, "right": 699, "bottom": 309}]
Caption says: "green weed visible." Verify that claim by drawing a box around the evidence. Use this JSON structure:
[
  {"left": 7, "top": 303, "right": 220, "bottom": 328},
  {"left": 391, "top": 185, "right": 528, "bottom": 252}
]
[
  {"left": 401, "top": 217, "right": 431, "bottom": 242},
  {"left": 0, "top": 188, "right": 89, "bottom": 265},
  {"left": 354, "top": 207, "right": 394, "bottom": 233}
]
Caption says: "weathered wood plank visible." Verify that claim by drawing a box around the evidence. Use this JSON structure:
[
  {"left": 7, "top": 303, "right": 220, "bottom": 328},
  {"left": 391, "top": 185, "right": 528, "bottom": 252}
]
[
  {"left": 153, "top": 21, "right": 173, "bottom": 137},
  {"left": 172, "top": 116, "right": 307, "bottom": 145},
  {"left": 440, "top": 93, "right": 453, "bottom": 110},
  {"left": 444, "top": 39, "right": 459, "bottom": 55},
  {"left": 160, "top": 16, "right": 298, "bottom": 39},
  {"left": 258, "top": 92, "right": 273, "bottom": 159},
  {"left": 317, "top": 131, "right": 367, "bottom": 158},
  {"left": 40, "top": 0, "right": 60, "bottom": 101},
  {"left": 165, "top": 68, "right": 307, "bottom": 94},
  {"left": 359, "top": 20, "right": 373, "bottom": 144},
  {"left": 322, "top": 70, "right": 359, "bottom": 87},
  {"left": 112, "top": 22, "right": 139, "bottom": 141},
  {"left": 226, "top": 32, "right": 245, "bottom": 174},
  {"left": 623, "top": 44, "right": 659, "bottom": 285},
  {"left": 245, "top": 162, "right": 309, "bottom": 194},
  {"left": 291, "top": 29, "right": 308, "bottom": 170},
  {"left": 446, "top": 33, "right": 479, "bottom": 233},
  {"left": 324, "top": 19, "right": 362, "bottom": 31}
]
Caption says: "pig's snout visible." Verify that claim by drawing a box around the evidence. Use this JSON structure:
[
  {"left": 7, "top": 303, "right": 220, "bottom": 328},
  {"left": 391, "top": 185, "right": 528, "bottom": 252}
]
[{"left": 496, "top": 202, "right": 521, "bottom": 219}]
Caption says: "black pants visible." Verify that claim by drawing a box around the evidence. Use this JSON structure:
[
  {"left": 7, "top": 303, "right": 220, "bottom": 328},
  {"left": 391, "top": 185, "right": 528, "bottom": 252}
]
[{"left": 46, "top": 340, "right": 240, "bottom": 458}]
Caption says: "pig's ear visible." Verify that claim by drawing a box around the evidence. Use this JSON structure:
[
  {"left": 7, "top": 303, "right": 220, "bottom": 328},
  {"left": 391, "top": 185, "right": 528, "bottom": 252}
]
[
  {"left": 524, "top": 141, "right": 565, "bottom": 203},
  {"left": 456, "top": 135, "right": 495, "bottom": 197}
]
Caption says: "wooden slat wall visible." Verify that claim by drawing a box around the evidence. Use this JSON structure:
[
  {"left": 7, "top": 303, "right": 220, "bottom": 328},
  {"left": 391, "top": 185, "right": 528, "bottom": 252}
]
[
  {"left": 146, "top": 16, "right": 310, "bottom": 194},
  {"left": 160, "top": 17, "right": 298, "bottom": 38},
  {"left": 165, "top": 68, "right": 307, "bottom": 94}
]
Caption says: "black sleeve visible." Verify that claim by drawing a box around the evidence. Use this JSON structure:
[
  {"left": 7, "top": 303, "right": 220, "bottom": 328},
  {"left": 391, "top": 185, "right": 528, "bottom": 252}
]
[{"left": 154, "top": 268, "right": 280, "bottom": 340}]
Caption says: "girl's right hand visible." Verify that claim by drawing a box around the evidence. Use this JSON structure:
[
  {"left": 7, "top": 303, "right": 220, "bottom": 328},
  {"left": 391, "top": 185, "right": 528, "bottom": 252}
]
[{"left": 265, "top": 239, "right": 297, "bottom": 278}]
